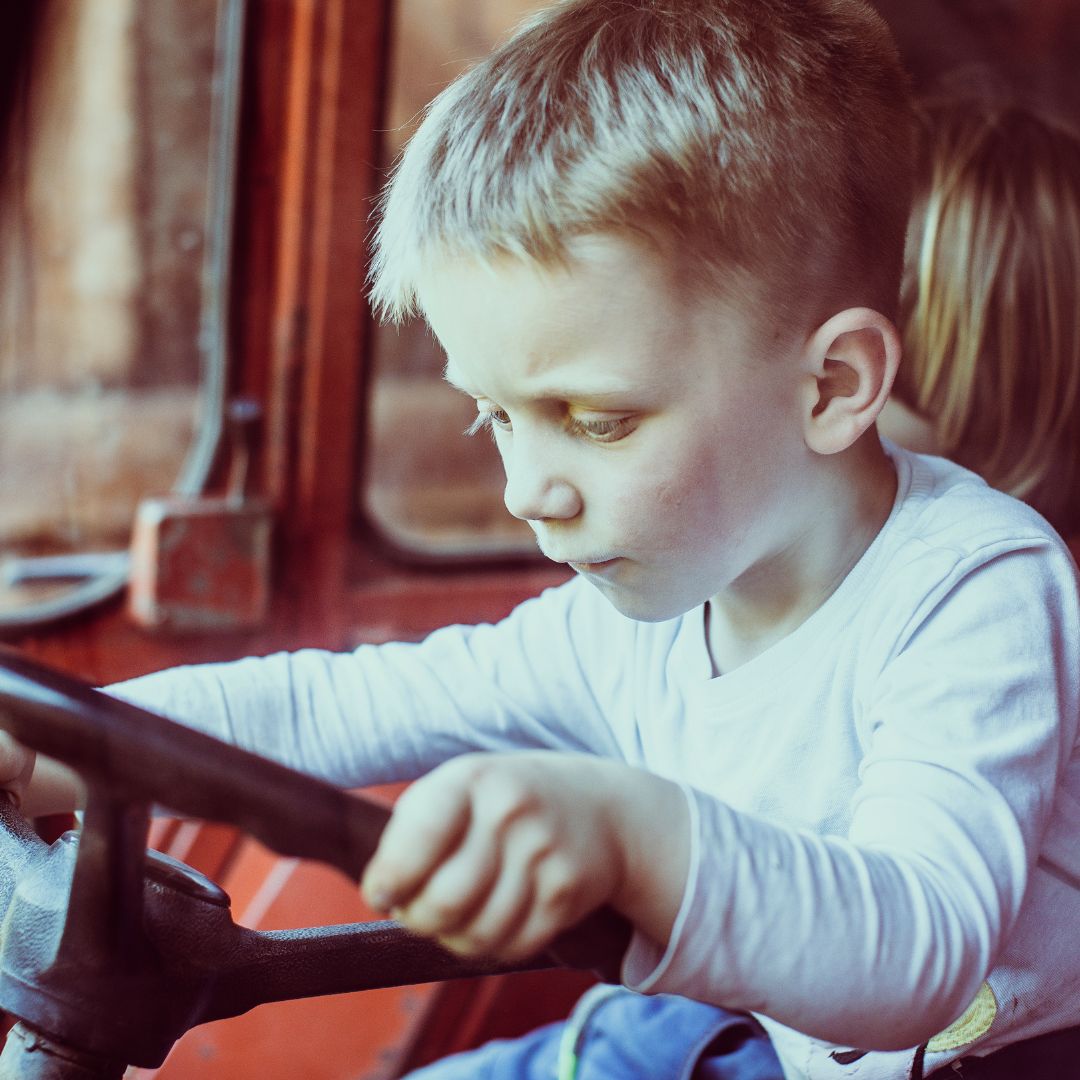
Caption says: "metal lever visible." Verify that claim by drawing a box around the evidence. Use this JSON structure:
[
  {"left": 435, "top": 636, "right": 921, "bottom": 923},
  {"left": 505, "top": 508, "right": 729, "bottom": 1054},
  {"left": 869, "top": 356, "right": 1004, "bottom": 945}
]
[{"left": 1, "top": 553, "right": 130, "bottom": 588}]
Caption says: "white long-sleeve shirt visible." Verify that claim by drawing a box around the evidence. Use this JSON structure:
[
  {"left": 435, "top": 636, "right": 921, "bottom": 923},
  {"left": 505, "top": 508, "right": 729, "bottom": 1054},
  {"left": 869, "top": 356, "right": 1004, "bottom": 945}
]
[{"left": 112, "top": 445, "right": 1080, "bottom": 1079}]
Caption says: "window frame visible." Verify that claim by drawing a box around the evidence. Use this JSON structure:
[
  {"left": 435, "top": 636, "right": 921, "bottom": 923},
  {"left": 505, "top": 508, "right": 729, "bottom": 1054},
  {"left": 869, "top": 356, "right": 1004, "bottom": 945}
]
[{"left": 9, "top": 0, "right": 563, "bottom": 678}]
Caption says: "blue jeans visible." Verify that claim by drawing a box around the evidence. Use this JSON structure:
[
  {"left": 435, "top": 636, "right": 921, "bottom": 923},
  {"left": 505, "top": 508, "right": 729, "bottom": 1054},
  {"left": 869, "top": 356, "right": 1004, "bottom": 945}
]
[{"left": 406, "top": 987, "right": 784, "bottom": 1080}]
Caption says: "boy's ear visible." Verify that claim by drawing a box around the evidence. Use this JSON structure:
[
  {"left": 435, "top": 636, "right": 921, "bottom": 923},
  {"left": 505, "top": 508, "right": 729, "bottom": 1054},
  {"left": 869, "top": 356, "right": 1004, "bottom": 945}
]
[{"left": 799, "top": 307, "right": 901, "bottom": 455}]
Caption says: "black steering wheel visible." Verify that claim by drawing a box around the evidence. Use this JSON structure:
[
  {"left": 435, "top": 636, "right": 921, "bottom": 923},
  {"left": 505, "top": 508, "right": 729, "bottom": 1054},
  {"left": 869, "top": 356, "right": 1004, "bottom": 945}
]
[{"left": 0, "top": 649, "right": 630, "bottom": 1080}]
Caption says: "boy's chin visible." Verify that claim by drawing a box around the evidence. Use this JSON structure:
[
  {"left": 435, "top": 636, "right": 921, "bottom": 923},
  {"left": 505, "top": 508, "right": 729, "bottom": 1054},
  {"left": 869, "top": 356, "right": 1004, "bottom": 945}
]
[{"left": 582, "top": 575, "right": 698, "bottom": 624}]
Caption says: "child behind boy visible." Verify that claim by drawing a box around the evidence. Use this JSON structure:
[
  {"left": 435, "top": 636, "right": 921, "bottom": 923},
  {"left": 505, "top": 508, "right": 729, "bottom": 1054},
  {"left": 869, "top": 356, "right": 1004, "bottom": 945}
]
[
  {"left": 5, "top": 2, "right": 1080, "bottom": 1078},
  {"left": 879, "top": 100, "right": 1080, "bottom": 540}
]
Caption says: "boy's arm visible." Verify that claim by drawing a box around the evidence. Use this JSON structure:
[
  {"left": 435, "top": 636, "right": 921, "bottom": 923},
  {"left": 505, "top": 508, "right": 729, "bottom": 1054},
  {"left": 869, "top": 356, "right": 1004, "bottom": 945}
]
[
  {"left": 0, "top": 577, "right": 623, "bottom": 814},
  {"left": 106, "top": 577, "right": 628, "bottom": 790},
  {"left": 356, "top": 541, "right": 1080, "bottom": 1053},
  {"left": 621, "top": 542, "right": 1080, "bottom": 1051}
]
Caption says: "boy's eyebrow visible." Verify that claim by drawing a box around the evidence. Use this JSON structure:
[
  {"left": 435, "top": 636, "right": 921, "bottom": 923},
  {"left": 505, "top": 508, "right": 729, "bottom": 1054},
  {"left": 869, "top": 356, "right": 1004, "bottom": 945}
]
[{"left": 442, "top": 361, "right": 474, "bottom": 394}]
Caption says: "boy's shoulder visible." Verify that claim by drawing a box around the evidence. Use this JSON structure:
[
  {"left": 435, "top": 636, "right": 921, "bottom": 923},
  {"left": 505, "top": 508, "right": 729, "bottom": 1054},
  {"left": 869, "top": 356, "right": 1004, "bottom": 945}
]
[
  {"left": 841, "top": 442, "right": 1079, "bottom": 644},
  {"left": 886, "top": 441, "right": 1070, "bottom": 561},
  {"left": 846, "top": 444, "right": 1079, "bottom": 682}
]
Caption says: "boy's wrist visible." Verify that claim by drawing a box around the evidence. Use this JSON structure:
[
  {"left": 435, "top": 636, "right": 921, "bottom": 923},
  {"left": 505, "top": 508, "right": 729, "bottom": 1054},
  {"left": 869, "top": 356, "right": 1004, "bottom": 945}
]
[{"left": 606, "top": 767, "right": 690, "bottom": 948}]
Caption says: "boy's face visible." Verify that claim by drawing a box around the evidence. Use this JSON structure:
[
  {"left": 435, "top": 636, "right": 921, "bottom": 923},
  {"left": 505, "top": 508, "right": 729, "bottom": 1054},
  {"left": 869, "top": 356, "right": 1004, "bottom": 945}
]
[{"left": 417, "top": 234, "right": 814, "bottom": 622}]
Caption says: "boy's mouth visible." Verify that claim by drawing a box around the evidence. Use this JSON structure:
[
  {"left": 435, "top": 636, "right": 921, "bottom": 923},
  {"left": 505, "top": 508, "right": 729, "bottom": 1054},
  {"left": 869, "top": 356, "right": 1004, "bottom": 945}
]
[{"left": 567, "top": 557, "right": 621, "bottom": 575}]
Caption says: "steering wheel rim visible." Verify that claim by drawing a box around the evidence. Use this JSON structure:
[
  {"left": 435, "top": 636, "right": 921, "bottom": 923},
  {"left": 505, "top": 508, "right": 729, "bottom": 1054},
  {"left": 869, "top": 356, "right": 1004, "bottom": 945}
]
[
  {"left": 0, "top": 648, "right": 631, "bottom": 990},
  {"left": 0, "top": 647, "right": 390, "bottom": 879}
]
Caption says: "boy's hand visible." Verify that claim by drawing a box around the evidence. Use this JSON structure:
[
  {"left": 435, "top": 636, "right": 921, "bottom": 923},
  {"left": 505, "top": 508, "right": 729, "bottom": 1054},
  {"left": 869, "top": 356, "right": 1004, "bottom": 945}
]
[
  {"left": 0, "top": 733, "right": 83, "bottom": 818},
  {"left": 361, "top": 751, "right": 688, "bottom": 963},
  {"left": 0, "top": 731, "right": 36, "bottom": 810}
]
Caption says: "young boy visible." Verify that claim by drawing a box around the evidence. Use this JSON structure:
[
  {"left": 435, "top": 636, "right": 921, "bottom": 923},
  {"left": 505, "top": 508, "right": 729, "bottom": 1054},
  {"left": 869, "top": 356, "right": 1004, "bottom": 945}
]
[{"left": 6, "top": 1, "right": 1080, "bottom": 1077}]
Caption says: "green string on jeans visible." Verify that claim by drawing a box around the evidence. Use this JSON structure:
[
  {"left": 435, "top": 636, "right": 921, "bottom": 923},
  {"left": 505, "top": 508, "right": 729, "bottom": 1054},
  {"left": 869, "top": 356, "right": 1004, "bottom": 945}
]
[{"left": 555, "top": 985, "right": 624, "bottom": 1080}]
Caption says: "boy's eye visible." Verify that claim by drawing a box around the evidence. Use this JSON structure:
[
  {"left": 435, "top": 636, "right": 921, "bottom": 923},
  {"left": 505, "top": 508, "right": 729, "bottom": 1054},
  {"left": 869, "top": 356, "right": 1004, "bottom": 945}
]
[
  {"left": 464, "top": 405, "right": 511, "bottom": 438},
  {"left": 462, "top": 405, "right": 637, "bottom": 444},
  {"left": 567, "top": 415, "right": 637, "bottom": 443}
]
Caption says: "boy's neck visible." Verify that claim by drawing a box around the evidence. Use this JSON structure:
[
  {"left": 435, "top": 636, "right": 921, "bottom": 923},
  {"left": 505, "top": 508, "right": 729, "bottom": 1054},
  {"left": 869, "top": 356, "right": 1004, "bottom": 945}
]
[{"left": 705, "top": 437, "right": 897, "bottom": 676}]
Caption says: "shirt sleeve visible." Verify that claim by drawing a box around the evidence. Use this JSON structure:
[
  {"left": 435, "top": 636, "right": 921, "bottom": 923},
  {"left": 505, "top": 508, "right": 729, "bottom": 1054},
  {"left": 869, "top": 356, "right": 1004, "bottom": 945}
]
[
  {"left": 107, "top": 577, "right": 630, "bottom": 787},
  {"left": 622, "top": 540, "right": 1080, "bottom": 1052}
]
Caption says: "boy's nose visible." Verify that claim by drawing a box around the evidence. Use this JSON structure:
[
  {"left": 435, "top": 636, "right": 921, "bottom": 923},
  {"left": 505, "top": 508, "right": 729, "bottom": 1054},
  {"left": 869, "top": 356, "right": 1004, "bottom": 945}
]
[{"left": 501, "top": 444, "right": 582, "bottom": 523}]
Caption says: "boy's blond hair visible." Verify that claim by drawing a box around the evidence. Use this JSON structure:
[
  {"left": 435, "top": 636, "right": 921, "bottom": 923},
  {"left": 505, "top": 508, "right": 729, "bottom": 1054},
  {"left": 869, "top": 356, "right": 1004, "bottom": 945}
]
[
  {"left": 895, "top": 102, "right": 1080, "bottom": 535},
  {"left": 370, "top": 0, "right": 914, "bottom": 327}
]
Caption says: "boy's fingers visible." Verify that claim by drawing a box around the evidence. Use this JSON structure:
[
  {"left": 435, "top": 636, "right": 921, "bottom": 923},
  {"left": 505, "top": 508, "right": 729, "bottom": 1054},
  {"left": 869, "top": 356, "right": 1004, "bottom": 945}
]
[
  {"left": 437, "top": 849, "right": 535, "bottom": 958},
  {"left": 436, "top": 817, "right": 558, "bottom": 959},
  {"left": 500, "top": 856, "right": 591, "bottom": 961},
  {"left": 361, "top": 767, "right": 471, "bottom": 912},
  {"left": 395, "top": 810, "right": 502, "bottom": 936}
]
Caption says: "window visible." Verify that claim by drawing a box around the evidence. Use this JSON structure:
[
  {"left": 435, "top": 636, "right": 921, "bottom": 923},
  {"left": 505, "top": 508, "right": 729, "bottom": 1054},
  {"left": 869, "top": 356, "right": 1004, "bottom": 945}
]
[
  {"left": 0, "top": 0, "right": 242, "bottom": 624},
  {"left": 362, "top": 0, "right": 550, "bottom": 560}
]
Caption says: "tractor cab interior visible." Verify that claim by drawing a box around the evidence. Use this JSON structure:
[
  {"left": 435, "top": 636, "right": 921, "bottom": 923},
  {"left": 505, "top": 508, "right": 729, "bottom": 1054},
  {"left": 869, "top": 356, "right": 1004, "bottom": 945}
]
[{"left": 1, "top": 1, "right": 1078, "bottom": 1077}]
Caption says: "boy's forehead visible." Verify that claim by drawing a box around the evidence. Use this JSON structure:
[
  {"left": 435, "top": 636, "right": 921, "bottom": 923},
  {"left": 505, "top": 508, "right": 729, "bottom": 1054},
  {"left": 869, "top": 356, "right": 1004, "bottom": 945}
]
[
  {"left": 418, "top": 232, "right": 774, "bottom": 335},
  {"left": 428, "top": 243, "right": 792, "bottom": 406},
  {"left": 419, "top": 233, "right": 699, "bottom": 342},
  {"left": 424, "top": 242, "right": 682, "bottom": 371}
]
